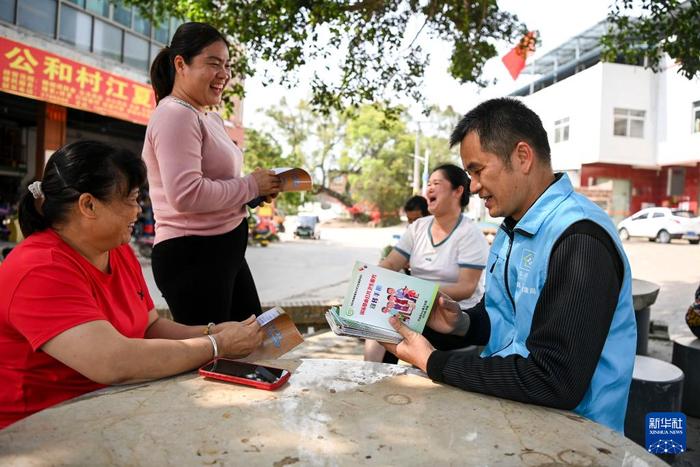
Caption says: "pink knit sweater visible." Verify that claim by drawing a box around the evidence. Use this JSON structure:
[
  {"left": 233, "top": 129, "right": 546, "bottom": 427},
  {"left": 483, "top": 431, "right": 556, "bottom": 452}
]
[{"left": 142, "top": 96, "right": 258, "bottom": 244}]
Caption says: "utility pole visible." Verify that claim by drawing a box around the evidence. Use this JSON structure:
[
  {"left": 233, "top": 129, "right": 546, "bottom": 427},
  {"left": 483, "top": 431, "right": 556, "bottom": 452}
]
[
  {"left": 413, "top": 123, "right": 421, "bottom": 194},
  {"left": 422, "top": 147, "right": 430, "bottom": 196}
]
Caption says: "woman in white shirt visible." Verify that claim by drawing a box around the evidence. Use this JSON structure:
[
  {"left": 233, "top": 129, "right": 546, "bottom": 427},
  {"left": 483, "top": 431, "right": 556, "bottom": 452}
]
[{"left": 364, "top": 164, "right": 490, "bottom": 363}]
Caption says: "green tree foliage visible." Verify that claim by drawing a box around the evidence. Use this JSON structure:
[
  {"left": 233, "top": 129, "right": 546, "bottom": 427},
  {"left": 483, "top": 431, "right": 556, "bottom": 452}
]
[
  {"left": 602, "top": 0, "right": 700, "bottom": 79},
  {"left": 129, "top": 0, "right": 525, "bottom": 112},
  {"left": 242, "top": 127, "right": 304, "bottom": 213},
  {"left": 265, "top": 98, "right": 348, "bottom": 200},
  {"left": 261, "top": 100, "right": 459, "bottom": 219},
  {"left": 346, "top": 107, "right": 414, "bottom": 222}
]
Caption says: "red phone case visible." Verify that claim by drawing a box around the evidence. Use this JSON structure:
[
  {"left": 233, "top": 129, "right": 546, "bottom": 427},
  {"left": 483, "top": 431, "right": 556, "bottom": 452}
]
[{"left": 199, "top": 359, "right": 291, "bottom": 390}]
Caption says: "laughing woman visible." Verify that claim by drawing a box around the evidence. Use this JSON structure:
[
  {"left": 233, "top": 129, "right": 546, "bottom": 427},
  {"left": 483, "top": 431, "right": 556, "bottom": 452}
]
[
  {"left": 364, "top": 164, "right": 490, "bottom": 363},
  {"left": 143, "top": 23, "right": 281, "bottom": 326},
  {"left": 0, "top": 141, "right": 263, "bottom": 429}
]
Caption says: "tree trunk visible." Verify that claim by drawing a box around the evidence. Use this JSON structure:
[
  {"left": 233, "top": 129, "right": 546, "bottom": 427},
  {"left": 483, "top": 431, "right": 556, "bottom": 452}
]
[{"left": 314, "top": 186, "right": 354, "bottom": 207}]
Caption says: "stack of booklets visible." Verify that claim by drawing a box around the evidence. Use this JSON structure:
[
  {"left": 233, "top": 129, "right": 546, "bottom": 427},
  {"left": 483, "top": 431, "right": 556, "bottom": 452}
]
[{"left": 325, "top": 261, "right": 439, "bottom": 343}]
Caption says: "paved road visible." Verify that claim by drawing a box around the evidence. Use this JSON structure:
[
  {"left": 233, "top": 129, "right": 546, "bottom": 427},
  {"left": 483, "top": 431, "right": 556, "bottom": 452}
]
[{"left": 142, "top": 224, "right": 700, "bottom": 336}]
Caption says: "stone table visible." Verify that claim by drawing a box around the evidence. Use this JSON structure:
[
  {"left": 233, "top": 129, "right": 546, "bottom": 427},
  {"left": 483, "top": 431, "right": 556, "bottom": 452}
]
[
  {"left": 0, "top": 359, "right": 664, "bottom": 466},
  {"left": 633, "top": 278, "right": 661, "bottom": 355}
]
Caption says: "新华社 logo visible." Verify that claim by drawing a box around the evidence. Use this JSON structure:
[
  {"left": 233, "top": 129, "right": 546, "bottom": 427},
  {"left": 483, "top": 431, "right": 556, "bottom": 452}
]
[{"left": 645, "top": 412, "right": 686, "bottom": 454}]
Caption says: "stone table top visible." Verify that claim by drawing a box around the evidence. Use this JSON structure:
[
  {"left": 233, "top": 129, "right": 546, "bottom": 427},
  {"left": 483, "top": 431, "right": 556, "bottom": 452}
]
[
  {"left": 632, "top": 278, "right": 661, "bottom": 310},
  {"left": 0, "top": 359, "right": 664, "bottom": 466}
]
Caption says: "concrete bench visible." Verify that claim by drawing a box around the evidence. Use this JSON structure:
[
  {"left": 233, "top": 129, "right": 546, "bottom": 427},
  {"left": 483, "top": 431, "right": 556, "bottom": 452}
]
[
  {"left": 672, "top": 336, "right": 700, "bottom": 417},
  {"left": 624, "top": 355, "right": 684, "bottom": 447}
]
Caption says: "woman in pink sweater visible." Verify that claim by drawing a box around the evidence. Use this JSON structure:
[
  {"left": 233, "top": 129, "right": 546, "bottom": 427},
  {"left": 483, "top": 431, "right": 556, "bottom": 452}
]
[{"left": 143, "top": 23, "right": 281, "bottom": 325}]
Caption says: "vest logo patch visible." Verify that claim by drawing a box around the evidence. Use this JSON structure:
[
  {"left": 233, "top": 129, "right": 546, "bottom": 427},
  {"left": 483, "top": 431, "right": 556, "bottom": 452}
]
[{"left": 520, "top": 249, "right": 535, "bottom": 270}]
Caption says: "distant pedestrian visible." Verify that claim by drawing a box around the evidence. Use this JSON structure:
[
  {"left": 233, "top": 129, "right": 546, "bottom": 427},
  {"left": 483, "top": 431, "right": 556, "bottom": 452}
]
[{"left": 403, "top": 195, "right": 429, "bottom": 225}]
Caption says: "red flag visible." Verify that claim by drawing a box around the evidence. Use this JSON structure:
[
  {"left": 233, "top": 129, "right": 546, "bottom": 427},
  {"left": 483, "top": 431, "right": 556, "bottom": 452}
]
[{"left": 502, "top": 31, "right": 537, "bottom": 80}]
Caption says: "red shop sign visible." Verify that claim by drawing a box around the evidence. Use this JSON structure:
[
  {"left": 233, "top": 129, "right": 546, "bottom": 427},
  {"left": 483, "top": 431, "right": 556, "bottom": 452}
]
[{"left": 0, "top": 36, "right": 155, "bottom": 125}]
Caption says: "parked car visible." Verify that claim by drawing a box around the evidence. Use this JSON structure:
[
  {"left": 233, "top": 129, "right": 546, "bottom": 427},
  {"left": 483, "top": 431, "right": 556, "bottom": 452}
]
[
  {"left": 617, "top": 207, "right": 700, "bottom": 244},
  {"left": 294, "top": 215, "right": 321, "bottom": 240}
]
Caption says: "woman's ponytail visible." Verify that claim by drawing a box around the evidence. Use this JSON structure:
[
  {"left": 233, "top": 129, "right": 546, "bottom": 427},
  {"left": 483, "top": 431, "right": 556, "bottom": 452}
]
[
  {"left": 150, "top": 47, "right": 174, "bottom": 104},
  {"left": 18, "top": 189, "right": 47, "bottom": 238}
]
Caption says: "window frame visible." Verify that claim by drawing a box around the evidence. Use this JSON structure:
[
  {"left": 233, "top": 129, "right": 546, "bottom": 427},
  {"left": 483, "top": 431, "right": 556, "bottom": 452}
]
[
  {"left": 6, "top": 1, "right": 180, "bottom": 74},
  {"left": 554, "top": 117, "right": 570, "bottom": 143},
  {"left": 613, "top": 108, "right": 646, "bottom": 138}
]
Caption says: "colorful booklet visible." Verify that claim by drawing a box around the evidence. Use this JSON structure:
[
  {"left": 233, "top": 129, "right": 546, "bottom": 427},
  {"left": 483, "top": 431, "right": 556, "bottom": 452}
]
[
  {"left": 273, "top": 167, "right": 312, "bottom": 192},
  {"left": 238, "top": 307, "right": 305, "bottom": 362},
  {"left": 325, "top": 261, "right": 440, "bottom": 343},
  {"left": 247, "top": 167, "right": 312, "bottom": 208}
]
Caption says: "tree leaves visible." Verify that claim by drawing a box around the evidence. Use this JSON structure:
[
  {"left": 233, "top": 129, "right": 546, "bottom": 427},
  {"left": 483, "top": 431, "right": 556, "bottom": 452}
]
[
  {"left": 260, "top": 99, "right": 459, "bottom": 215},
  {"left": 602, "top": 0, "right": 700, "bottom": 80},
  {"left": 127, "top": 0, "right": 524, "bottom": 113}
]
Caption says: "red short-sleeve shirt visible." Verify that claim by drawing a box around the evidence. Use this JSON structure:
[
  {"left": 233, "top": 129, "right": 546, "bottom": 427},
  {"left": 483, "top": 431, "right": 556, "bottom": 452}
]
[{"left": 0, "top": 229, "right": 153, "bottom": 429}]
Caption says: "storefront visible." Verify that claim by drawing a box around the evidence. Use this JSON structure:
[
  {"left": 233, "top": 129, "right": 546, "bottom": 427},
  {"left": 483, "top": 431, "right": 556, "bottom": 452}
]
[{"left": 0, "top": 34, "right": 154, "bottom": 209}]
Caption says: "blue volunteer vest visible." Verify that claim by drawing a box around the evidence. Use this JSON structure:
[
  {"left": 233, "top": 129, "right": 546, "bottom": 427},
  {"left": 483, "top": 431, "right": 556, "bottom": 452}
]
[{"left": 483, "top": 174, "right": 636, "bottom": 433}]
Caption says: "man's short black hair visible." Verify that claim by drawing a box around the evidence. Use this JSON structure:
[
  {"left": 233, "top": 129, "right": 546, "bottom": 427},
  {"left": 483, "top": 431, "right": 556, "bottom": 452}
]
[
  {"left": 450, "top": 97, "right": 551, "bottom": 166},
  {"left": 404, "top": 195, "right": 429, "bottom": 216}
]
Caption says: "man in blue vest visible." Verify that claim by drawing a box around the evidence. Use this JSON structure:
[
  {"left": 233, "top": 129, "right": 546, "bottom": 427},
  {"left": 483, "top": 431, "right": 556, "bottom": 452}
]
[{"left": 382, "top": 97, "right": 637, "bottom": 433}]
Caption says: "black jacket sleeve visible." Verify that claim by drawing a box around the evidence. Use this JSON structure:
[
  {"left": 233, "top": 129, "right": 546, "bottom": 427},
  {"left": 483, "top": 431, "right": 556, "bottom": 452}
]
[{"left": 425, "top": 220, "right": 624, "bottom": 410}]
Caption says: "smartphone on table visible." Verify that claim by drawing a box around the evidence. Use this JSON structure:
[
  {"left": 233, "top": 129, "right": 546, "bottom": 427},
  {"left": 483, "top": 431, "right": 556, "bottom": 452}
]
[{"left": 199, "top": 358, "right": 291, "bottom": 390}]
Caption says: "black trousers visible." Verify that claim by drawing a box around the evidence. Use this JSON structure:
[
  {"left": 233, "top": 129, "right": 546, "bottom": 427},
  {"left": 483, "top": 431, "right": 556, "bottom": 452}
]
[{"left": 151, "top": 220, "right": 262, "bottom": 325}]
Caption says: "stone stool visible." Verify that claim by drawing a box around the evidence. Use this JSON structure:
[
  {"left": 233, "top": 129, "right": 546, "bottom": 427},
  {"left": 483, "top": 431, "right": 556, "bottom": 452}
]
[
  {"left": 632, "top": 279, "right": 660, "bottom": 355},
  {"left": 624, "top": 355, "right": 684, "bottom": 447},
  {"left": 672, "top": 336, "right": 700, "bottom": 417}
]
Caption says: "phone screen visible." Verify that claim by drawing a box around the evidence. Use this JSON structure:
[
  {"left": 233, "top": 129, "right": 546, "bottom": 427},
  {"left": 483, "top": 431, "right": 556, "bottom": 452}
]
[{"left": 202, "top": 359, "right": 286, "bottom": 383}]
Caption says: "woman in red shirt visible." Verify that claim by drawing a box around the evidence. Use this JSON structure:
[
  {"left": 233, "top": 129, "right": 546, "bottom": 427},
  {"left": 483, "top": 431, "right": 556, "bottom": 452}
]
[{"left": 0, "top": 141, "right": 263, "bottom": 429}]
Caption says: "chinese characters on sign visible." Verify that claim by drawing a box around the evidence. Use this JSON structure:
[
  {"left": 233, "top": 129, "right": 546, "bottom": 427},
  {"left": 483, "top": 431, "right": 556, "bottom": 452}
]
[
  {"left": 0, "top": 37, "right": 154, "bottom": 125},
  {"left": 648, "top": 416, "right": 684, "bottom": 431}
]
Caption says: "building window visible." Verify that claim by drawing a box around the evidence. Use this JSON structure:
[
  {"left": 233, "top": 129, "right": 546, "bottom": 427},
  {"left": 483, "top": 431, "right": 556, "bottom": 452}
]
[
  {"left": 64, "top": 0, "right": 86, "bottom": 7},
  {"left": 554, "top": 117, "right": 570, "bottom": 143},
  {"left": 85, "top": 0, "right": 109, "bottom": 18},
  {"left": 150, "top": 43, "right": 160, "bottom": 67},
  {"left": 132, "top": 8, "right": 150, "bottom": 37},
  {"left": 124, "top": 32, "right": 148, "bottom": 71},
  {"left": 613, "top": 108, "right": 645, "bottom": 138},
  {"left": 0, "top": 0, "right": 16, "bottom": 23},
  {"left": 153, "top": 17, "right": 170, "bottom": 44},
  {"left": 112, "top": 1, "right": 132, "bottom": 28},
  {"left": 59, "top": 6, "right": 92, "bottom": 52},
  {"left": 17, "top": 0, "right": 56, "bottom": 38},
  {"left": 693, "top": 101, "right": 700, "bottom": 133},
  {"left": 170, "top": 16, "right": 183, "bottom": 41},
  {"left": 93, "top": 19, "right": 122, "bottom": 62}
]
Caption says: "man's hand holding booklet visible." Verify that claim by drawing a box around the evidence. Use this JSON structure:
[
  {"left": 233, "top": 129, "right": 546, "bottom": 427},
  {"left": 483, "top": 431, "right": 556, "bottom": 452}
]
[{"left": 325, "top": 261, "right": 440, "bottom": 343}]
